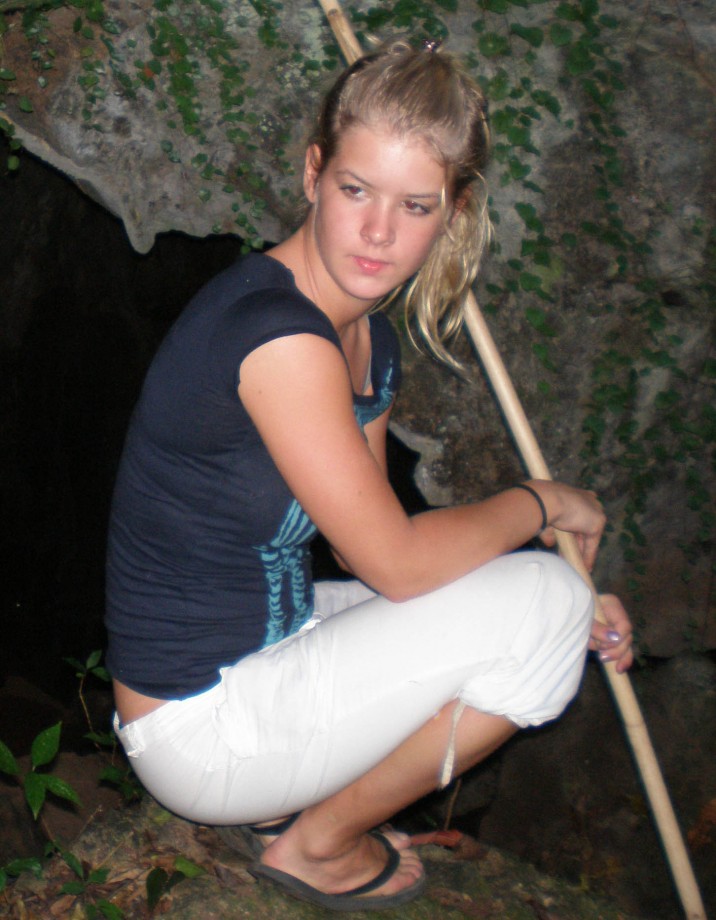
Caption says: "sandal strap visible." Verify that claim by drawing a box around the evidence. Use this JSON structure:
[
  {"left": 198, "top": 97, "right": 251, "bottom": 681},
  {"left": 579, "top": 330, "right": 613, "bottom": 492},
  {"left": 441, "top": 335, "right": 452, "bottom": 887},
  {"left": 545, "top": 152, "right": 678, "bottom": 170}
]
[{"left": 338, "top": 832, "right": 400, "bottom": 898}]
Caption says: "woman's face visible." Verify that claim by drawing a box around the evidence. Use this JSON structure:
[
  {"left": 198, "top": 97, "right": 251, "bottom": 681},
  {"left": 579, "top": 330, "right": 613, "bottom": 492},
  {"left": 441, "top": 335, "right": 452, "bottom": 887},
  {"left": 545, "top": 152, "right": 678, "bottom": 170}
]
[{"left": 303, "top": 122, "right": 449, "bottom": 314}]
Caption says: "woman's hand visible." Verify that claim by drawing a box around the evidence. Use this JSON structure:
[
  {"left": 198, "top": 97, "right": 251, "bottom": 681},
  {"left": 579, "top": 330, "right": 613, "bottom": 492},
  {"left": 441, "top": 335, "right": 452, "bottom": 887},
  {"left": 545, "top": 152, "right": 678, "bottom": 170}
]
[
  {"left": 589, "top": 594, "right": 634, "bottom": 673},
  {"left": 530, "top": 480, "right": 606, "bottom": 572}
]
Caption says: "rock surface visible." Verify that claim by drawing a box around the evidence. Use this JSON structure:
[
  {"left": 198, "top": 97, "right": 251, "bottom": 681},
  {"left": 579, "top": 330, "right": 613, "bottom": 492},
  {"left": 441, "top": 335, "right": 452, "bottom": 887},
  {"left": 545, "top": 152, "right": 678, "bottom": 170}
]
[
  {"left": 2, "top": 794, "right": 647, "bottom": 920},
  {"left": 2, "top": 0, "right": 712, "bottom": 655}
]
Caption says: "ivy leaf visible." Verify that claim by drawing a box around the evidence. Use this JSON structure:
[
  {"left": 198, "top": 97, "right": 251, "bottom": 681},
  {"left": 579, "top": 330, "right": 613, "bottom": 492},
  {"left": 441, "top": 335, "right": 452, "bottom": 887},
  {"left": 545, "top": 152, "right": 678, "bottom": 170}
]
[
  {"left": 556, "top": 2, "right": 581, "bottom": 21},
  {"left": 521, "top": 276, "right": 549, "bottom": 300},
  {"left": 510, "top": 24, "right": 543, "bottom": 48},
  {"left": 566, "top": 41, "right": 594, "bottom": 75},
  {"left": 0, "top": 69, "right": 17, "bottom": 81},
  {"left": 515, "top": 202, "right": 544, "bottom": 232},
  {"left": 18, "top": 96, "right": 34, "bottom": 113},
  {"left": 479, "top": 33, "right": 511, "bottom": 58},
  {"left": 531, "top": 89, "right": 561, "bottom": 117},
  {"left": 549, "top": 23, "right": 573, "bottom": 49}
]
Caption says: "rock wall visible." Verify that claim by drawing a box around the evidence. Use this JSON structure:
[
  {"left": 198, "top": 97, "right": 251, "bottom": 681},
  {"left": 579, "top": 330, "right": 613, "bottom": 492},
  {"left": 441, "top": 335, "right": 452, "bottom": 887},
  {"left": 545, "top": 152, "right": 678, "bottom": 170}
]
[{"left": 1, "top": 0, "right": 713, "bottom": 654}]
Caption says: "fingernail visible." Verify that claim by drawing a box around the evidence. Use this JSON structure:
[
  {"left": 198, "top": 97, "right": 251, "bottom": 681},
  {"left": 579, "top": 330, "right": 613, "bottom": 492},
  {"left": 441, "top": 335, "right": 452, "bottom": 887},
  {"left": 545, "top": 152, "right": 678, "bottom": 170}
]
[
  {"left": 599, "top": 652, "right": 612, "bottom": 662},
  {"left": 606, "top": 631, "right": 621, "bottom": 642}
]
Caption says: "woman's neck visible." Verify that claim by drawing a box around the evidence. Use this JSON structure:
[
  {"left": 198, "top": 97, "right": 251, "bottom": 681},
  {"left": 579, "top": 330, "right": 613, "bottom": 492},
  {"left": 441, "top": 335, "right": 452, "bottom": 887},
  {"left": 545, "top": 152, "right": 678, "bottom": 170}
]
[
  {"left": 268, "top": 229, "right": 373, "bottom": 394},
  {"left": 268, "top": 225, "right": 373, "bottom": 339}
]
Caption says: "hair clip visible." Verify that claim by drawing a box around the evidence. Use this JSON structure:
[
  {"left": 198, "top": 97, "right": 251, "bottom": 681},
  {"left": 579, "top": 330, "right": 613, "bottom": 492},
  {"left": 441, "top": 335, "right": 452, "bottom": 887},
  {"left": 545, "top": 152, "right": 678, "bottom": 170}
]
[{"left": 421, "top": 39, "right": 442, "bottom": 53}]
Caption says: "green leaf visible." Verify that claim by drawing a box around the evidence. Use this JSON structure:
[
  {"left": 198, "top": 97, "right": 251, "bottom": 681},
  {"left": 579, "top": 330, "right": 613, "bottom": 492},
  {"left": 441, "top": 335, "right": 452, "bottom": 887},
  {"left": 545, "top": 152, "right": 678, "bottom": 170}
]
[
  {"left": 60, "top": 880, "right": 87, "bottom": 895},
  {"left": 566, "top": 41, "right": 594, "bottom": 75},
  {"left": 85, "top": 730, "right": 115, "bottom": 747},
  {"left": 556, "top": 2, "right": 581, "bottom": 20},
  {"left": 63, "top": 656, "right": 85, "bottom": 674},
  {"left": 3, "top": 856, "right": 43, "bottom": 878},
  {"left": 24, "top": 772, "right": 48, "bottom": 820},
  {"left": 88, "top": 867, "right": 110, "bottom": 884},
  {"left": 0, "top": 739, "right": 19, "bottom": 776},
  {"left": 30, "top": 722, "right": 61, "bottom": 769},
  {"left": 479, "top": 33, "right": 511, "bottom": 58},
  {"left": 86, "top": 649, "right": 103, "bottom": 670},
  {"left": 531, "top": 89, "right": 561, "bottom": 117},
  {"left": 61, "top": 848, "right": 85, "bottom": 878},
  {"left": 510, "top": 24, "right": 543, "bottom": 48},
  {"left": 520, "top": 274, "right": 547, "bottom": 295},
  {"left": 0, "top": 69, "right": 17, "bottom": 81},
  {"left": 146, "top": 867, "right": 169, "bottom": 910},
  {"left": 18, "top": 96, "right": 34, "bottom": 113},
  {"left": 174, "top": 855, "right": 206, "bottom": 878},
  {"left": 549, "top": 22, "right": 572, "bottom": 46},
  {"left": 96, "top": 900, "right": 125, "bottom": 920},
  {"left": 8, "top": 155, "right": 21, "bottom": 171},
  {"left": 514, "top": 202, "right": 544, "bottom": 232},
  {"left": 90, "top": 666, "right": 111, "bottom": 682},
  {"left": 44, "top": 774, "right": 82, "bottom": 808},
  {"left": 479, "top": 0, "right": 509, "bottom": 10}
]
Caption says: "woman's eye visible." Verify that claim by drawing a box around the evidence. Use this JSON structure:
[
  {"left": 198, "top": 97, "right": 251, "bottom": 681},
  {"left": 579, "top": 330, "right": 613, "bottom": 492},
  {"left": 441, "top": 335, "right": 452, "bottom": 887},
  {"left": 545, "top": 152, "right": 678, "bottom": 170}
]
[
  {"left": 404, "top": 200, "right": 431, "bottom": 216},
  {"left": 341, "top": 184, "right": 363, "bottom": 197}
]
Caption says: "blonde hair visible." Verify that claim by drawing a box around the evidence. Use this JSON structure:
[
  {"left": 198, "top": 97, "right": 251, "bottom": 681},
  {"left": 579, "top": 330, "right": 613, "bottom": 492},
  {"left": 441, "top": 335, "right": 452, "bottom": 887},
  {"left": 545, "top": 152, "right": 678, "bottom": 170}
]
[{"left": 312, "top": 39, "right": 491, "bottom": 369}]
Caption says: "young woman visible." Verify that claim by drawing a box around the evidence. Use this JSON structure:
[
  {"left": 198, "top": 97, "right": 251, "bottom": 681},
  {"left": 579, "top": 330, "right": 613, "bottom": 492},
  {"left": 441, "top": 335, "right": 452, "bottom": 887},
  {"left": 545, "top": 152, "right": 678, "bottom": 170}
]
[{"left": 106, "top": 40, "right": 633, "bottom": 911}]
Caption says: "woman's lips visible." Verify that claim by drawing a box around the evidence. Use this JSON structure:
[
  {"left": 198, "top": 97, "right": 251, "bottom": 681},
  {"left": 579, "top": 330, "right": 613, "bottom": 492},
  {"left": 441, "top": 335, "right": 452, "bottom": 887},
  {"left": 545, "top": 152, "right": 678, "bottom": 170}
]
[{"left": 353, "top": 256, "right": 389, "bottom": 274}]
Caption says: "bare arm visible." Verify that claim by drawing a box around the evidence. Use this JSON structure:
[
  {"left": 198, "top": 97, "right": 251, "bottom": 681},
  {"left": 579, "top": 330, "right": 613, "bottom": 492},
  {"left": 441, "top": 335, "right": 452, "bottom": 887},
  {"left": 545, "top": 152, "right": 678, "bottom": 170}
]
[
  {"left": 329, "top": 389, "right": 392, "bottom": 574},
  {"left": 239, "top": 334, "right": 606, "bottom": 603}
]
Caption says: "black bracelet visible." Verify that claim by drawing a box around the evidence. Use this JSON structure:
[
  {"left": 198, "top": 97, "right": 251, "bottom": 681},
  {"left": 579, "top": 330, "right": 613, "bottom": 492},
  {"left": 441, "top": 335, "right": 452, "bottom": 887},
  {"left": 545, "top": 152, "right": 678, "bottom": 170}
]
[{"left": 512, "top": 483, "right": 548, "bottom": 533}]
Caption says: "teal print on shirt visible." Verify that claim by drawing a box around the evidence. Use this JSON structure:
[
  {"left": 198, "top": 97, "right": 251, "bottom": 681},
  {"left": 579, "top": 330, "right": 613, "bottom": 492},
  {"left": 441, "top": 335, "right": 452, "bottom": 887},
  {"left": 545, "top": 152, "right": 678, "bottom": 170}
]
[
  {"left": 353, "top": 357, "right": 395, "bottom": 429},
  {"left": 258, "top": 498, "right": 317, "bottom": 647},
  {"left": 259, "top": 354, "right": 396, "bottom": 647}
]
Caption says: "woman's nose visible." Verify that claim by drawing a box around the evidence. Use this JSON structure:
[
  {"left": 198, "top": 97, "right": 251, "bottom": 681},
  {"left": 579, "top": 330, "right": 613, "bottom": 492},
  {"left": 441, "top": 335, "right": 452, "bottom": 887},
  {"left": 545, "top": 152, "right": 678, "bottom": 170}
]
[{"left": 361, "top": 205, "right": 395, "bottom": 246}]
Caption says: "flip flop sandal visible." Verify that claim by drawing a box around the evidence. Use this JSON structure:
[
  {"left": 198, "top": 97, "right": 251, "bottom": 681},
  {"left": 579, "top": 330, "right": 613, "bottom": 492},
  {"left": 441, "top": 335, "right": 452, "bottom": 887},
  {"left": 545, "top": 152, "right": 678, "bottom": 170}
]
[
  {"left": 216, "top": 812, "right": 300, "bottom": 859},
  {"left": 248, "top": 830, "right": 426, "bottom": 912}
]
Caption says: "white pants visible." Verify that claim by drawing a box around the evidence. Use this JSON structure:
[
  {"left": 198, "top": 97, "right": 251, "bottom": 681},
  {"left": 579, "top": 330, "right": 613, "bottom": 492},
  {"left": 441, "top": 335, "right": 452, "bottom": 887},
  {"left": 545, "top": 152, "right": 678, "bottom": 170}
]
[{"left": 114, "top": 551, "right": 592, "bottom": 825}]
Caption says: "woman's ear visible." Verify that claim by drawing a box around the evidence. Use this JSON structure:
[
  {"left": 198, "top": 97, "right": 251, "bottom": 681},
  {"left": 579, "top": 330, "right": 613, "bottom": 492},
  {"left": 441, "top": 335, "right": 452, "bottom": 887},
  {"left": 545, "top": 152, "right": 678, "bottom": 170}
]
[
  {"left": 303, "top": 144, "right": 323, "bottom": 203},
  {"left": 449, "top": 188, "right": 472, "bottom": 226}
]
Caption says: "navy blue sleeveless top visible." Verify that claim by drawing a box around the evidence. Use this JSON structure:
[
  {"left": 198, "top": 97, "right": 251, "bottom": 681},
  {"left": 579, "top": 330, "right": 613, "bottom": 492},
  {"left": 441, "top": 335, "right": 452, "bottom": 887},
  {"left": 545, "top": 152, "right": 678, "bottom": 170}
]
[{"left": 105, "top": 253, "right": 401, "bottom": 698}]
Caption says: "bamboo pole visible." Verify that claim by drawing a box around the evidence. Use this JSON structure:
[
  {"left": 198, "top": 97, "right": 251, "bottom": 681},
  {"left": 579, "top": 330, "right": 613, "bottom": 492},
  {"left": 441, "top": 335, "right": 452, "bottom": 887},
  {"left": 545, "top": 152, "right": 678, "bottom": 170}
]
[
  {"left": 464, "top": 296, "right": 706, "bottom": 919},
  {"left": 314, "top": 2, "right": 707, "bottom": 917}
]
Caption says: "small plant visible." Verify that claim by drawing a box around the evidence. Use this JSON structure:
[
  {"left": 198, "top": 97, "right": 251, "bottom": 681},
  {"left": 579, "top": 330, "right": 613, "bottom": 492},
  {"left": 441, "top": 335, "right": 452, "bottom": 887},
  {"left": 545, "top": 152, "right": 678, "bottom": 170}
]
[
  {"left": 64, "top": 649, "right": 113, "bottom": 749},
  {"left": 47, "top": 841, "right": 125, "bottom": 919},
  {"left": 64, "top": 650, "right": 144, "bottom": 802},
  {"left": 0, "top": 722, "right": 81, "bottom": 823},
  {"left": 146, "top": 856, "right": 207, "bottom": 912}
]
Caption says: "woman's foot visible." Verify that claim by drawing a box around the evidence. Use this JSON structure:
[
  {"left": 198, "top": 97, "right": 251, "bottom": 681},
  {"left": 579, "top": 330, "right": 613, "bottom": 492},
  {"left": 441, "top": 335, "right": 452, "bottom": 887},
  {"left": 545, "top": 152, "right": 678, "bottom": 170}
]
[{"left": 260, "top": 820, "right": 424, "bottom": 901}]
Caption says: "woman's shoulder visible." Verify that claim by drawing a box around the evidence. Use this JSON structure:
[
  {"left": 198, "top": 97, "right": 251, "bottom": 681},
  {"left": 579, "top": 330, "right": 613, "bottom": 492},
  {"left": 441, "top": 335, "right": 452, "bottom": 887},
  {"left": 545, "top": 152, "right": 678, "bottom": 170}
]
[{"left": 180, "top": 253, "right": 338, "bottom": 344}]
